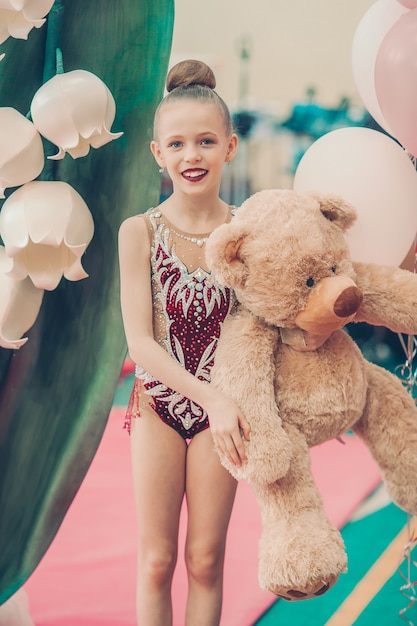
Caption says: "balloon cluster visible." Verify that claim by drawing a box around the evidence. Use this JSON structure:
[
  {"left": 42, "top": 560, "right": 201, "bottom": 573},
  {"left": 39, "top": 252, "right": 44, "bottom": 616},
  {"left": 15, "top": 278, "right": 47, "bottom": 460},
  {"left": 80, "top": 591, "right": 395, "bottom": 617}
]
[
  {"left": 0, "top": 2, "right": 123, "bottom": 349},
  {"left": 294, "top": 0, "right": 417, "bottom": 267}
]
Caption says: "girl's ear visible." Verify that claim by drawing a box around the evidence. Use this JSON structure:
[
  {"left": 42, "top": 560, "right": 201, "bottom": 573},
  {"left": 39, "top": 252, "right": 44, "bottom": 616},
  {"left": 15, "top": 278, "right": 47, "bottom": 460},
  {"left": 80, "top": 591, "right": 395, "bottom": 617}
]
[
  {"left": 150, "top": 140, "right": 165, "bottom": 168},
  {"left": 225, "top": 133, "right": 238, "bottom": 163}
]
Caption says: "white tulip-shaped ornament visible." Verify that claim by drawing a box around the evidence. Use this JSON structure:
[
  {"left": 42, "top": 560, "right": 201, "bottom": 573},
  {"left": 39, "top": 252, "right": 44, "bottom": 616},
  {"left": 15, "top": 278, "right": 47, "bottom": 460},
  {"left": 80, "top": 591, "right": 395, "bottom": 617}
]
[
  {"left": 0, "top": 180, "right": 95, "bottom": 290},
  {"left": 0, "top": 245, "right": 44, "bottom": 349},
  {"left": 0, "top": 0, "right": 54, "bottom": 44},
  {"left": 0, "top": 107, "right": 44, "bottom": 198},
  {"left": 30, "top": 69, "right": 123, "bottom": 160}
]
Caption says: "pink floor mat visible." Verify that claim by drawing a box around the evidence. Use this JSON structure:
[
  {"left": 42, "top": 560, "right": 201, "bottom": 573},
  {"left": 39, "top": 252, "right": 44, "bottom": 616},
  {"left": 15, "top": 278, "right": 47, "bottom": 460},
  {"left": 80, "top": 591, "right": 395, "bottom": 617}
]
[{"left": 24, "top": 408, "right": 381, "bottom": 626}]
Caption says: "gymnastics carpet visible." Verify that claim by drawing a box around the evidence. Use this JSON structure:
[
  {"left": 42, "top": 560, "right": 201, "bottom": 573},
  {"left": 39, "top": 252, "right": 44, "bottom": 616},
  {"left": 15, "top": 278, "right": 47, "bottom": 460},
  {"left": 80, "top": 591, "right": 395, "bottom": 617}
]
[{"left": 22, "top": 378, "right": 382, "bottom": 626}]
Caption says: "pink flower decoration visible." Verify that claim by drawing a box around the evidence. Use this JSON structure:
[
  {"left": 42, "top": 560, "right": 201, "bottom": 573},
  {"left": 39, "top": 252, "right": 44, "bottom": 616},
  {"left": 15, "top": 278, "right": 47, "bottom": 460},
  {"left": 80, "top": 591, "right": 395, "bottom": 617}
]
[
  {"left": 30, "top": 69, "right": 123, "bottom": 160},
  {"left": 0, "top": 107, "right": 44, "bottom": 198},
  {"left": 0, "top": 245, "right": 44, "bottom": 349},
  {"left": 0, "top": 0, "right": 54, "bottom": 44},
  {"left": 0, "top": 180, "right": 94, "bottom": 290}
]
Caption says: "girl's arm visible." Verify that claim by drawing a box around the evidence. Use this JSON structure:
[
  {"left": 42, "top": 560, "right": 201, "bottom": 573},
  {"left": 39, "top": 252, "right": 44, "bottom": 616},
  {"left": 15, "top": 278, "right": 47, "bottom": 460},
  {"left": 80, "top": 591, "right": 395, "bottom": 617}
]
[{"left": 118, "top": 215, "right": 250, "bottom": 465}]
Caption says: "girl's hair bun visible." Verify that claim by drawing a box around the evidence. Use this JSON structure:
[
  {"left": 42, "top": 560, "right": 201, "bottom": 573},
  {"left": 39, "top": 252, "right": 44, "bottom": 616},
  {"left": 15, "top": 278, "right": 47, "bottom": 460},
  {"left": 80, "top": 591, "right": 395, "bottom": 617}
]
[{"left": 166, "top": 59, "right": 216, "bottom": 92}]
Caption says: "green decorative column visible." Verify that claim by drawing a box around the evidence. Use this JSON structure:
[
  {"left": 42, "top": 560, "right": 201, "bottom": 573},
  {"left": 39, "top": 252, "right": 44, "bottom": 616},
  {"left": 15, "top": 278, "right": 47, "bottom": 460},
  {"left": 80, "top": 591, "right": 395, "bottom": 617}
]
[{"left": 0, "top": 0, "right": 174, "bottom": 603}]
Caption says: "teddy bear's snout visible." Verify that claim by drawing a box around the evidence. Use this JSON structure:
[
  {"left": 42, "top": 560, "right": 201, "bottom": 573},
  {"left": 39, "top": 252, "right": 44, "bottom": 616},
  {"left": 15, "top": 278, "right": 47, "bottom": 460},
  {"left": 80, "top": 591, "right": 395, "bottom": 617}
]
[
  {"left": 294, "top": 276, "right": 363, "bottom": 334},
  {"left": 333, "top": 286, "right": 363, "bottom": 318}
]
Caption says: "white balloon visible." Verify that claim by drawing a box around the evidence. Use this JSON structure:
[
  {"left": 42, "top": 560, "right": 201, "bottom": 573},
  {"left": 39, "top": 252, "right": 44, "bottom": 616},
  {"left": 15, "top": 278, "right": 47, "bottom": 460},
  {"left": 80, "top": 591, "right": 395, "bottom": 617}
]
[
  {"left": 351, "top": 0, "right": 407, "bottom": 133},
  {"left": 293, "top": 127, "right": 417, "bottom": 265}
]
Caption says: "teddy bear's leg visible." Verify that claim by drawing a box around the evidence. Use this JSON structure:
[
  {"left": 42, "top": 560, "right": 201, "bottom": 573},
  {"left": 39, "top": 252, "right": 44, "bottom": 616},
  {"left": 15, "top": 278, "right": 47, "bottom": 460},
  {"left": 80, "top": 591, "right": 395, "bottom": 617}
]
[
  {"left": 354, "top": 361, "right": 417, "bottom": 515},
  {"left": 252, "top": 425, "right": 347, "bottom": 601},
  {"left": 211, "top": 309, "right": 293, "bottom": 483}
]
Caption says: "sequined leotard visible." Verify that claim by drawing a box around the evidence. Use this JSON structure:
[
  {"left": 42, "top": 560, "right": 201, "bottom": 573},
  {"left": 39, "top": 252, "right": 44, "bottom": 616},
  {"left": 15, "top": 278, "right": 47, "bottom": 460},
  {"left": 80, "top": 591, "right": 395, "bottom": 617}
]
[{"left": 124, "top": 206, "right": 236, "bottom": 439}]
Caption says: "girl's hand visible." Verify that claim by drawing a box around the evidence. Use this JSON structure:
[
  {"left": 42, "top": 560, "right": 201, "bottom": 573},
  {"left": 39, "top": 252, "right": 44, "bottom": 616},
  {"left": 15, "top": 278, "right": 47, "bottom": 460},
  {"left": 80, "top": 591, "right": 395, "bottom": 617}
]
[{"left": 206, "top": 392, "right": 250, "bottom": 467}]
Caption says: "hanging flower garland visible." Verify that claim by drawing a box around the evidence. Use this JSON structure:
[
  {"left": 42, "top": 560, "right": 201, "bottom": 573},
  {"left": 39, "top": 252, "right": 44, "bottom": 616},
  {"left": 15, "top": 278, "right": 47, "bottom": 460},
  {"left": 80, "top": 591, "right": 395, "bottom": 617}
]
[
  {"left": 0, "top": 0, "right": 123, "bottom": 347},
  {"left": 0, "top": 107, "right": 44, "bottom": 197},
  {"left": 31, "top": 69, "right": 123, "bottom": 160},
  {"left": 0, "top": 180, "right": 95, "bottom": 290},
  {"left": 0, "top": 0, "right": 54, "bottom": 45}
]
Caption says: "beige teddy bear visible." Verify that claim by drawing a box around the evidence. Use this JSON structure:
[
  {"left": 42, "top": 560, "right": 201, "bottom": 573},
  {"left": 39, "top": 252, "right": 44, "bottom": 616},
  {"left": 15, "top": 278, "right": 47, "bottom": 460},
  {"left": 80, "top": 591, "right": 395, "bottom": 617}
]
[{"left": 205, "top": 189, "right": 417, "bottom": 601}]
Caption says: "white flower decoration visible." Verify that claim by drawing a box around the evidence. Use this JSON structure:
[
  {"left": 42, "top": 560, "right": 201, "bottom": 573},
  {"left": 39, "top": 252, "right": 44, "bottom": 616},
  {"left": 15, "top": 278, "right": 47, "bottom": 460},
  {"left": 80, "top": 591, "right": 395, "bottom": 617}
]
[
  {"left": 0, "top": 0, "right": 54, "bottom": 44},
  {"left": 30, "top": 69, "right": 123, "bottom": 160},
  {"left": 0, "top": 245, "right": 44, "bottom": 349},
  {"left": 0, "top": 107, "right": 44, "bottom": 198},
  {"left": 0, "top": 180, "right": 95, "bottom": 290}
]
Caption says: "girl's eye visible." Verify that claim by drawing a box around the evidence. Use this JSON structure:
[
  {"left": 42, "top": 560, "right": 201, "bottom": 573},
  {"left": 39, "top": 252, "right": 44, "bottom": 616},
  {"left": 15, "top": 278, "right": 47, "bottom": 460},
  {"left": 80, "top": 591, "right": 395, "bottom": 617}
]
[
  {"left": 169, "top": 141, "right": 182, "bottom": 149},
  {"left": 201, "top": 138, "right": 214, "bottom": 145}
]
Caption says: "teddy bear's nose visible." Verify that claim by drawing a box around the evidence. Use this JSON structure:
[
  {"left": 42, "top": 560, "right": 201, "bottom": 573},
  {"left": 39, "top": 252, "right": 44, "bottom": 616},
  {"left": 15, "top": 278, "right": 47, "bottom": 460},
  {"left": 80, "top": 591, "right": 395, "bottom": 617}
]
[{"left": 334, "top": 286, "right": 363, "bottom": 318}]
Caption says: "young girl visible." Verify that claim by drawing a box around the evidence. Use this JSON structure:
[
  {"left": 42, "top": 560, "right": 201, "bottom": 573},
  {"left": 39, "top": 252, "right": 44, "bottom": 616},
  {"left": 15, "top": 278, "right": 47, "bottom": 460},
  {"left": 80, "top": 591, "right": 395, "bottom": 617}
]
[
  {"left": 119, "top": 59, "right": 330, "bottom": 625},
  {"left": 118, "top": 59, "right": 250, "bottom": 626}
]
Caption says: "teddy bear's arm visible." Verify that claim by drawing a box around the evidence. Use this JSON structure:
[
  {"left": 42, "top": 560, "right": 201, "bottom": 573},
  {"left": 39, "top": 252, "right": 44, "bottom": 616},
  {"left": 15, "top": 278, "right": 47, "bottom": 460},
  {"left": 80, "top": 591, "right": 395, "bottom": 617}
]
[
  {"left": 253, "top": 423, "right": 347, "bottom": 599},
  {"left": 211, "top": 308, "right": 292, "bottom": 484},
  {"left": 353, "top": 262, "right": 417, "bottom": 334}
]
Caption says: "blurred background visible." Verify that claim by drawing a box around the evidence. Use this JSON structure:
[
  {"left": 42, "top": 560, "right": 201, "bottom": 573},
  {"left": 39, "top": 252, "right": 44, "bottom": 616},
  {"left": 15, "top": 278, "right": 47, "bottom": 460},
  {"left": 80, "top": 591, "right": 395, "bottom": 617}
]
[
  {"left": 168, "top": 0, "right": 377, "bottom": 203},
  {"left": 165, "top": 0, "right": 411, "bottom": 373}
]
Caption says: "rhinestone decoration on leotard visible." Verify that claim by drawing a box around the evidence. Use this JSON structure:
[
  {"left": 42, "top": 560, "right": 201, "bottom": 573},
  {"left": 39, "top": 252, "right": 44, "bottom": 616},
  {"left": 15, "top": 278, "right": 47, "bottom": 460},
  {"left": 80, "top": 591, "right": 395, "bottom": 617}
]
[
  {"left": 168, "top": 227, "right": 208, "bottom": 247},
  {"left": 134, "top": 208, "right": 236, "bottom": 438}
]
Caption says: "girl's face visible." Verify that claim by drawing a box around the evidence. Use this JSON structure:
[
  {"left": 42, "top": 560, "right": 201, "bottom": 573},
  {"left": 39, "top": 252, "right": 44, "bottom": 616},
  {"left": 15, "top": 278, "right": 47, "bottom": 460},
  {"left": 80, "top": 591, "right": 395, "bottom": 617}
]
[{"left": 151, "top": 100, "right": 237, "bottom": 198}]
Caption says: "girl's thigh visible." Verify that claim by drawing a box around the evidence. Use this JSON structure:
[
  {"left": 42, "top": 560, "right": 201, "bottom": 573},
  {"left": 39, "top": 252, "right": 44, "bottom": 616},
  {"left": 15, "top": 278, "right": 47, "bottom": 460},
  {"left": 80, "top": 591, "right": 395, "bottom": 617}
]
[
  {"left": 185, "top": 429, "right": 238, "bottom": 549},
  {"left": 130, "top": 407, "right": 188, "bottom": 546}
]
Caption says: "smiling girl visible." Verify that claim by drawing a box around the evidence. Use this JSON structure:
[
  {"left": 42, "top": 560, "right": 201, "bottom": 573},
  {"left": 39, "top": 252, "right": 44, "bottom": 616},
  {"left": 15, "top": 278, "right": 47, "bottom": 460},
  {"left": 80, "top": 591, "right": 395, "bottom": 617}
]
[{"left": 118, "top": 59, "right": 250, "bottom": 626}]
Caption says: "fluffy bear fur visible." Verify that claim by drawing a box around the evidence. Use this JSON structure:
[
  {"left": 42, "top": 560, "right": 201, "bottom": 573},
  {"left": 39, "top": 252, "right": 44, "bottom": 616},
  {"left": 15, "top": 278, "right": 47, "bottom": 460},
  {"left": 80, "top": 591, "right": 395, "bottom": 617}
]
[{"left": 205, "top": 189, "right": 417, "bottom": 601}]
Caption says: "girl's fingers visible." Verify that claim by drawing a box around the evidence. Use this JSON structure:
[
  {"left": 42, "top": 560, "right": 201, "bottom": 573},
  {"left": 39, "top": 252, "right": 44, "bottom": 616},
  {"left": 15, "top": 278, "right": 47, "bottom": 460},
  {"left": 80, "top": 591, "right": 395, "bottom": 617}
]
[{"left": 217, "top": 433, "right": 247, "bottom": 467}]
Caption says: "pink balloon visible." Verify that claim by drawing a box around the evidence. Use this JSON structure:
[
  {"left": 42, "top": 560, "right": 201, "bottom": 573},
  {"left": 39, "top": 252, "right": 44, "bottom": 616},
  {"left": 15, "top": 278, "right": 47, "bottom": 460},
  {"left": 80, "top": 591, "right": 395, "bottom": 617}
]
[
  {"left": 351, "top": 0, "right": 407, "bottom": 133},
  {"left": 396, "top": 0, "right": 417, "bottom": 7},
  {"left": 375, "top": 9, "right": 417, "bottom": 156}
]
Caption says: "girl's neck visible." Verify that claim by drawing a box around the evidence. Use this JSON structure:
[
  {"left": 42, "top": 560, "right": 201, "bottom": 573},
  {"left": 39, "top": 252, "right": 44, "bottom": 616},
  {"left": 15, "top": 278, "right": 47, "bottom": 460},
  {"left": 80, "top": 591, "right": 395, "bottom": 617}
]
[{"left": 159, "top": 191, "right": 228, "bottom": 232}]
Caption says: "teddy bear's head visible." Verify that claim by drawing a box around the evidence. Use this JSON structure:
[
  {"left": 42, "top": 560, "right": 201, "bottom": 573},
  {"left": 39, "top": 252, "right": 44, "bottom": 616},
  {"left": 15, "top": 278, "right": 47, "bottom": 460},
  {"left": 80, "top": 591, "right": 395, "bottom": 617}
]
[{"left": 206, "top": 189, "right": 363, "bottom": 335}]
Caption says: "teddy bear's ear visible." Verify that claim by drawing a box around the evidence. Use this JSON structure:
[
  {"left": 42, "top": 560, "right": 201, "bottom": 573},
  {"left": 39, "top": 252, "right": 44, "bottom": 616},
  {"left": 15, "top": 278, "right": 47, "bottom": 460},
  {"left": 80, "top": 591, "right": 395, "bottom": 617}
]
[
  {"left": 311, "top": 193, "right": 357, "bottom": 232},
  {"left": 205, "top": 224, "right": 249, "bottom": 289}
]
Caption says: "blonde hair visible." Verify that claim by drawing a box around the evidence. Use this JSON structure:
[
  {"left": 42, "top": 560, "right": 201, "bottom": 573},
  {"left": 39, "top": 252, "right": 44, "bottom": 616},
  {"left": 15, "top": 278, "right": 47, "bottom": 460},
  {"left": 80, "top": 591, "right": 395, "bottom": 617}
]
[{"left": 154, "top": 59, "right": 233, "bottom": 137}]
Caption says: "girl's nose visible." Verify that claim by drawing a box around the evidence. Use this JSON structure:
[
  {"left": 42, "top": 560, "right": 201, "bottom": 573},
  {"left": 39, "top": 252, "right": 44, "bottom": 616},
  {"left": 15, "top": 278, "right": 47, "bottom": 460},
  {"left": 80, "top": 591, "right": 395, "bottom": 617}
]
[{"left": 184, "top": 146, "right": 201, "bottom": 163}]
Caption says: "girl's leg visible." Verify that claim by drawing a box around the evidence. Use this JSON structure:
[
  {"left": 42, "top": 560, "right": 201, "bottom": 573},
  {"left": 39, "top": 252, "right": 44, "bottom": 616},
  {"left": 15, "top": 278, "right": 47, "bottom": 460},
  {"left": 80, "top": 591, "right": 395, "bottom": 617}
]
[
  {"left": 130, "top": 411, "right": 187, "bottom": 626},
  {"left": 184, "top": 428, "right": 238, "bottom": 626}
]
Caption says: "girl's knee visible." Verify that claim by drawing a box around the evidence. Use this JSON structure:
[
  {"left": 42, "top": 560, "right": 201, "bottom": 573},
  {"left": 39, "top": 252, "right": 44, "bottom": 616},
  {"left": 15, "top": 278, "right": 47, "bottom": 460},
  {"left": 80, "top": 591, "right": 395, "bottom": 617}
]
[
  {"left": 140, "top": 548, "right": 177, "bottom": 589},
  {"left": 185, "top": 545, "right": 223, "bottom": 587}
]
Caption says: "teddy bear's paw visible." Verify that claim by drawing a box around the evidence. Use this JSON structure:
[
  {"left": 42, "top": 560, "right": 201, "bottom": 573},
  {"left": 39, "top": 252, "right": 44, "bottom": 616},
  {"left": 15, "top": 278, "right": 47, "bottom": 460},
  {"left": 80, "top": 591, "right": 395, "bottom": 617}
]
[
  {"left": 267, "top": 575, "right": 339, "bottom": 601},
  {"left": 243, "top": 455, "right": 292, "bottom": 485},
  {"left": 258, "top": 513, "right": 347, "bottom": 601},
  {"left": 241, "top": 436, "right": 293, "bottom": 485},
  {"left": 385, "top": 480, "right": 417, "bottom": 516},
  {"left": 218, "top": 441, "right": 292, "bottom": 484}
]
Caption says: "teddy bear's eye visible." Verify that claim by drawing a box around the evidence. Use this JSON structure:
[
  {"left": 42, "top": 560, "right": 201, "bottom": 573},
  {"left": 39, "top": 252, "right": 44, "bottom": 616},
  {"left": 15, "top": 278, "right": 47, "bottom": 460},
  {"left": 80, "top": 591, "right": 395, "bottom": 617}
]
[
  {"left": 306, "top": 277, "right": 315, "bottom": 288},
  {"left": 331, "top": 266, "right": 336, "bottom": 273}
]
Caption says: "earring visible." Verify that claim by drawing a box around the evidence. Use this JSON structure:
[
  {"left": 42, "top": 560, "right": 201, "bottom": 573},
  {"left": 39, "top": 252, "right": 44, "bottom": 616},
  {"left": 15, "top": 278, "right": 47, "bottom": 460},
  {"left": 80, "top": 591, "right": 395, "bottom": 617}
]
[{"left": 159, "top": 167, "right": 165, "bottom": 174}]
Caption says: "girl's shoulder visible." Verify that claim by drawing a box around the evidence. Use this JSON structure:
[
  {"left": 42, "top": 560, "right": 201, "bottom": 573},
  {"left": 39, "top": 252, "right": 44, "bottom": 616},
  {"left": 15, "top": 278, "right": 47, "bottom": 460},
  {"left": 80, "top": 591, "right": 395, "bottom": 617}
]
[
  {"left": 119, "top": 208, "right": 155, "bottom": 229},
  {"left": 119, "top": 210, "right": 153, "bottom": 245}
]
